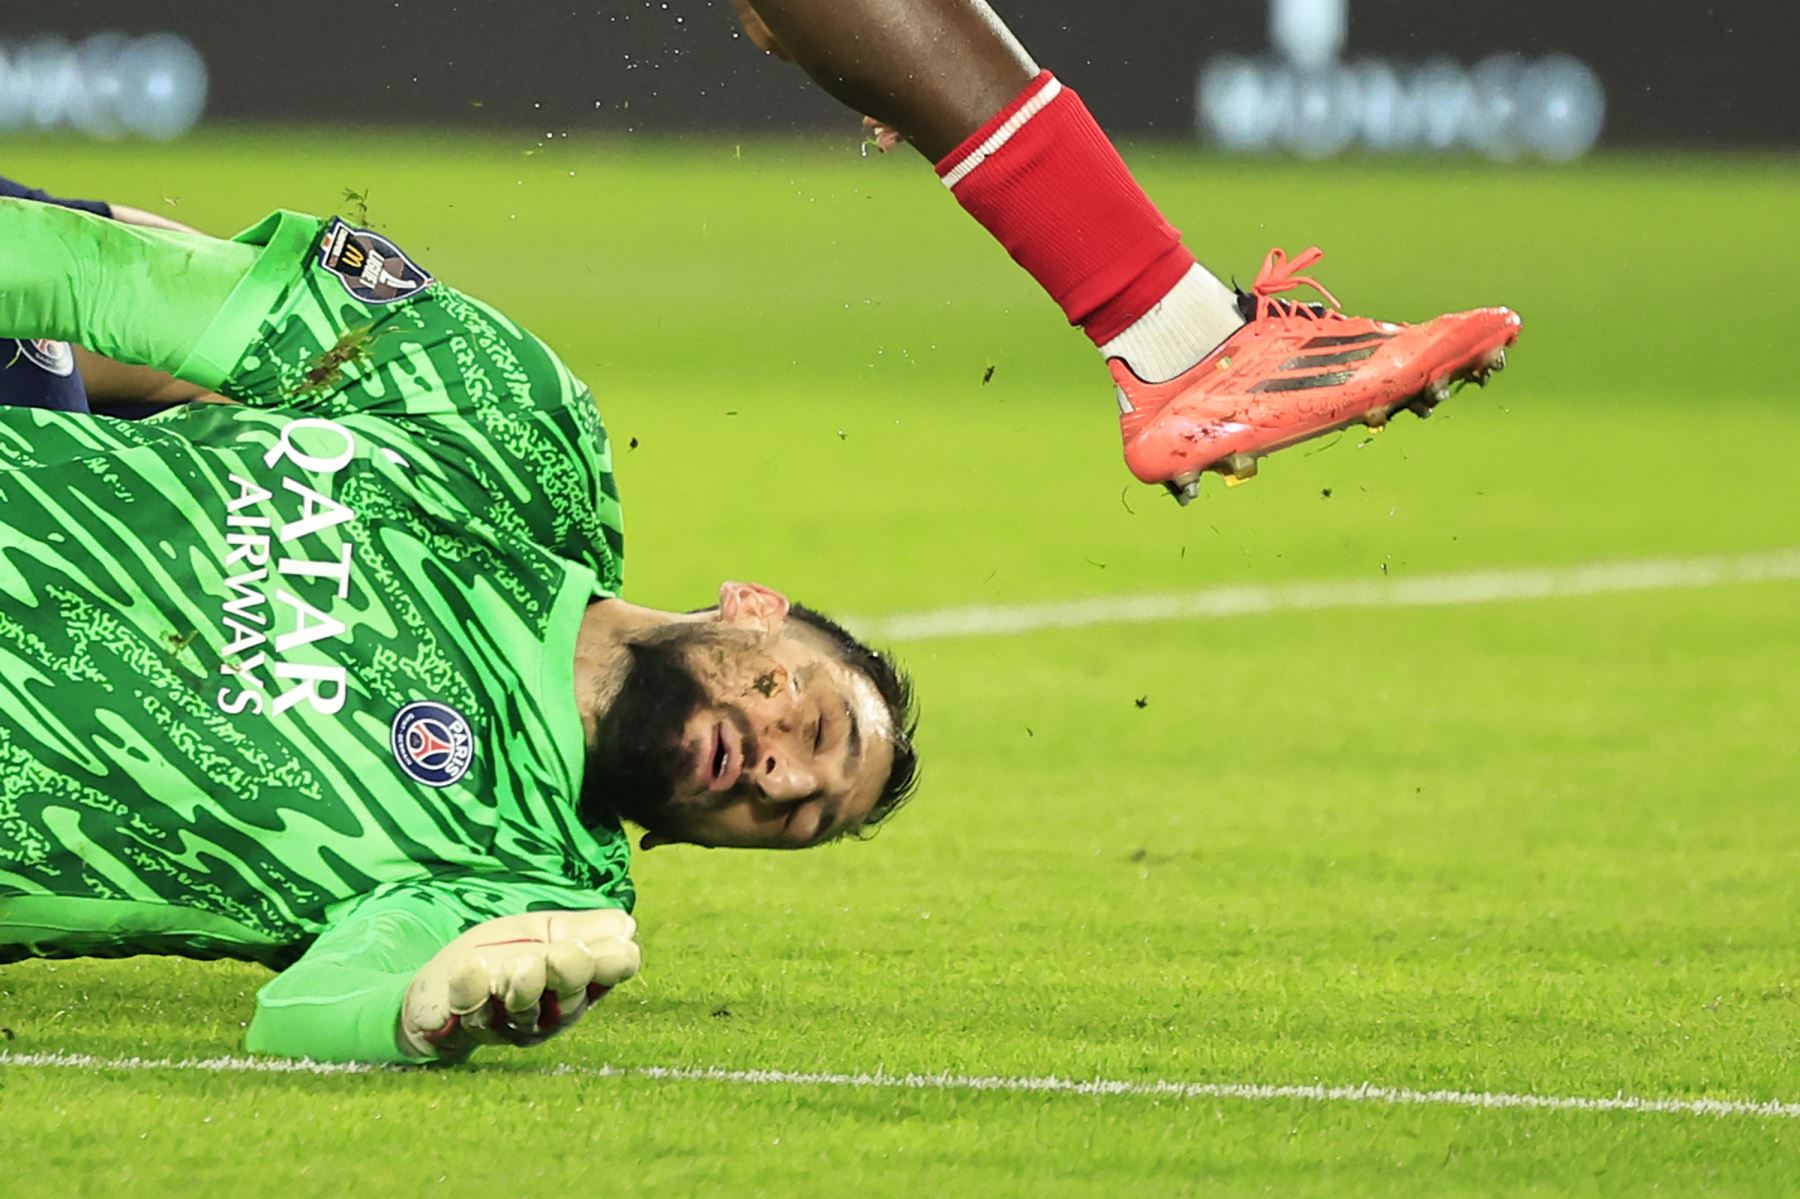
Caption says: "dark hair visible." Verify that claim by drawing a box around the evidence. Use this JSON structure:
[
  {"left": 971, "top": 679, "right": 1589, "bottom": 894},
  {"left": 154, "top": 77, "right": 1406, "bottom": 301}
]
[{"left": 788, "top": 603, "right": 920, "bottom": 838}]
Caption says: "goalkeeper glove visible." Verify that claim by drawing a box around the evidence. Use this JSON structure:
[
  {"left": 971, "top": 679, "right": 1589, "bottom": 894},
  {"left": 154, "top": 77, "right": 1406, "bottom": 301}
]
[{"left": 398, "top": 908, "right": 640, "bottom": 1060}]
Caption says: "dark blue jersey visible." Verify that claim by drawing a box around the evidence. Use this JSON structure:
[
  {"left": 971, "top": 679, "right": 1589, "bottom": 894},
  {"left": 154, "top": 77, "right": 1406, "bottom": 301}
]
[
  {"left": 0, "top": 175, "right": 110, "bottom": 218},
  {"left": 0, "top": 175, "right": 112, "bottom": 414}
]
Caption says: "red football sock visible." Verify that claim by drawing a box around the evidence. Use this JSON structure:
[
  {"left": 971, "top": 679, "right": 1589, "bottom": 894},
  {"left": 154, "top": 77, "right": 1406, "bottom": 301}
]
[{"left": 936, "top": 71, "right": 1200, "bottom": 346}]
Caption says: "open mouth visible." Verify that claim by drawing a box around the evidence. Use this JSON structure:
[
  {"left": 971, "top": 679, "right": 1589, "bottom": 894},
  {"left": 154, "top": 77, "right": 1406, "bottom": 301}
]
[{"left": 704, "top": 721, "right": 741, "bottom": 793}]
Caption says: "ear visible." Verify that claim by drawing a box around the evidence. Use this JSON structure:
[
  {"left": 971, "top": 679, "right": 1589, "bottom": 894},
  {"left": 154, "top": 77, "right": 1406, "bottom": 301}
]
[{"left": 717, "top": 580, "right": 790, "bottom": 631}]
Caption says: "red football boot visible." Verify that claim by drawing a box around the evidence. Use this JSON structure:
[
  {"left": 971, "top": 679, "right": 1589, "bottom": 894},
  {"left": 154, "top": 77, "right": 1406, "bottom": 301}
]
[{"left": 1116, "top": 247, "right": 1522, "bottom": 504}]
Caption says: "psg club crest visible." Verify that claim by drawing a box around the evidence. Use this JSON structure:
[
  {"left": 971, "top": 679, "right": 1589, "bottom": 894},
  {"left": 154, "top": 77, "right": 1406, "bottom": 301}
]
[
  {"left": 391, "top": 701, "right": 475, "bottom": 788},
  {"left": 16, "top": 338, "right": 75, "bottom": 377},
  {"left": 318, "top": 218, "right": 432, "bottom": 305}
]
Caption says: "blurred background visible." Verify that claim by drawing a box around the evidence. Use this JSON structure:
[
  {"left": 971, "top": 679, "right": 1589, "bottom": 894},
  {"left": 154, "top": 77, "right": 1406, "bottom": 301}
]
[{"left": 2, "top": 0, "right": 1797, "bottom": 153}]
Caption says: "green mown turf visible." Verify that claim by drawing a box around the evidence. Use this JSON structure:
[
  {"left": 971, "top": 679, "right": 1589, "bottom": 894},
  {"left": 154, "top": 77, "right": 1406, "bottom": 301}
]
[{"left": 0, "top": 133, "right": 1796, "bottom": 1196}]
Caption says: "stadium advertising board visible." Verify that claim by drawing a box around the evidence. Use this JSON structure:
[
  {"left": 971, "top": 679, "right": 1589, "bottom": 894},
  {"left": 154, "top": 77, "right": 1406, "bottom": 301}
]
[{"left": 2, "top": 0, "right": 1793, "bottom": 149}]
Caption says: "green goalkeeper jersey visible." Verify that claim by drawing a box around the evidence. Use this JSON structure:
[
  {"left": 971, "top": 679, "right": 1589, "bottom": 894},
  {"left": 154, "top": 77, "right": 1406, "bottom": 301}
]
[{"left": 0, "top": 208, "right": 632, "bottom": 1060}]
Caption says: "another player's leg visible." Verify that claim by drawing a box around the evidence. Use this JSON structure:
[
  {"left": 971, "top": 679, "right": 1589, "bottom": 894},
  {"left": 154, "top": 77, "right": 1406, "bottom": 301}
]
[
  {"left": 1109, "top": 250, "right": 1517, "bottom": 500},
  {"left": 736, "top": 0, "right": 1520, "bottom": 501}
]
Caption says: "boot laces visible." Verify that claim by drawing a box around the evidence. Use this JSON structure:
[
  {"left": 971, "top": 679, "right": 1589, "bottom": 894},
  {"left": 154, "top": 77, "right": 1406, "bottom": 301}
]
[{"left": 1251, "top": 246, "right": 1343, "bottom": 323}]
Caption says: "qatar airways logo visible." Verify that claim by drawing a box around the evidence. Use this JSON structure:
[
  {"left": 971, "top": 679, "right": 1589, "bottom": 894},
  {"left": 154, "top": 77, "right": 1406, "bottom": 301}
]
[
  {"left": 1197, "top": 0, "right": 1606, "bottom": 160},
  {"left": 214, "top": 417, "right": 360, "bottom": 719}
]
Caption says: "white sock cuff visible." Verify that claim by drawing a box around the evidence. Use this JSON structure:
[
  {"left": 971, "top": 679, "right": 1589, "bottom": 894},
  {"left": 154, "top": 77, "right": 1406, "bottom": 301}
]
[{"left": 1099, "top": 264, "right": 1244, "bottom": 384}]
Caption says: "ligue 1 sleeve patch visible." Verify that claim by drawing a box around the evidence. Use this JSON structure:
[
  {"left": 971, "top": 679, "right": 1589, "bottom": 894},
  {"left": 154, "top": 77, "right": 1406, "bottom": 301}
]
[
  {"left": 318, "top": 218, "right": 432, "bottom": 305},
  {"left": 391, "top": 701, "right": 475, "bottom": 787},
  {"left": 15, "top": 339, "right": 76, "bottom": 377}
]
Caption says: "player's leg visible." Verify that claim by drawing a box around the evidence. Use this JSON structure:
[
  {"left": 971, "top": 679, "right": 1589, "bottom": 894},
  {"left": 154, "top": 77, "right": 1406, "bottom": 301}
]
[
  {"left": 0, "top": 197, "right": 255, "bottom": 382},
  {"left": 745, "top": 0, "right": 1240, "bottom": 374},
  {"left": 738, "top": 0, "right": 1520, "bottom": 500},
  {"left": 734, "top": 0, "right": 1033, "bottom": 161}
]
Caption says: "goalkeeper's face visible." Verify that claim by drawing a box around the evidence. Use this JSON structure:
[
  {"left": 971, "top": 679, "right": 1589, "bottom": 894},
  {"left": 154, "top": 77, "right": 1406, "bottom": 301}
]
[{"left": 587, "top": 584, "right": 907, "bottom": 851}]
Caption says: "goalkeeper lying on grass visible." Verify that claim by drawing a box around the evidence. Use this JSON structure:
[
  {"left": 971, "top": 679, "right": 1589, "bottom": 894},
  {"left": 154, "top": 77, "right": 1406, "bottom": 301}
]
[{"left": 0, "top": 184, "right": 919, "bottom": 1064}]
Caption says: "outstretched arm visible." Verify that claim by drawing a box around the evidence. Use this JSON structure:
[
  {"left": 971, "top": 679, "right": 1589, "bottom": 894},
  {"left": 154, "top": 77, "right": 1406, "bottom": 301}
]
[
  {"left": 66, "top": 201, "right": 224, "bottom": 407},
  {"left": 0, "top": 177, "right": 219, "bottom": 408},
  {"left": 249, "top": 884, "right": 640, "bottom": 1065},
  {"left": 0, "top": 197, "right": 253, "bottom": 381}
]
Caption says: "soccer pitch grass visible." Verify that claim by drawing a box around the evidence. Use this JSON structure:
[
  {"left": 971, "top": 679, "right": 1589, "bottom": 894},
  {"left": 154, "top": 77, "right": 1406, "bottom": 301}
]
[{"left": 1, "top": 133, "right": 1797, "bottom": 1196}]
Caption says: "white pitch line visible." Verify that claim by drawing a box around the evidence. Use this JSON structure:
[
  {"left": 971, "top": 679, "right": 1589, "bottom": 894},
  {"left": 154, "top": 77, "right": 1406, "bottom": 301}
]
[
  {"left": 2, "top": 1051, "right": 1795, "bottom": 1120},
  {"left": 851, "top": 548, "right": 1800, "bottom": 643}
]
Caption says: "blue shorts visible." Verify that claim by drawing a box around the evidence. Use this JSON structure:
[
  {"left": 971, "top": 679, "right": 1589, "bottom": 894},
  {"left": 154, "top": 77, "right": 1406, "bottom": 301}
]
[{"left": 0, "top": 337, "right": 89, "bottom": 412}]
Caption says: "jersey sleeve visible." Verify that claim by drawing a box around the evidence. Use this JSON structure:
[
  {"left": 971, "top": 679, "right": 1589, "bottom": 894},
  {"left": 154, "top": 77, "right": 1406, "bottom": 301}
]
[
  {"left": 245, "top": 873, "right": 631, "bottom": 1064},
  {"left": 178, "top": 211, "right": 584, "bottom": 426},
  {"left": 173, "top": 210, "right": 625, "bottom": 594}
]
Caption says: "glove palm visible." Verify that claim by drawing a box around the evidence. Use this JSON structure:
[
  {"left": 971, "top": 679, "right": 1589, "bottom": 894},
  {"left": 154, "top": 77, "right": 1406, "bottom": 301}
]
[{"left": 399, "top": 908, "right": 640, "bottom": 1059}]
